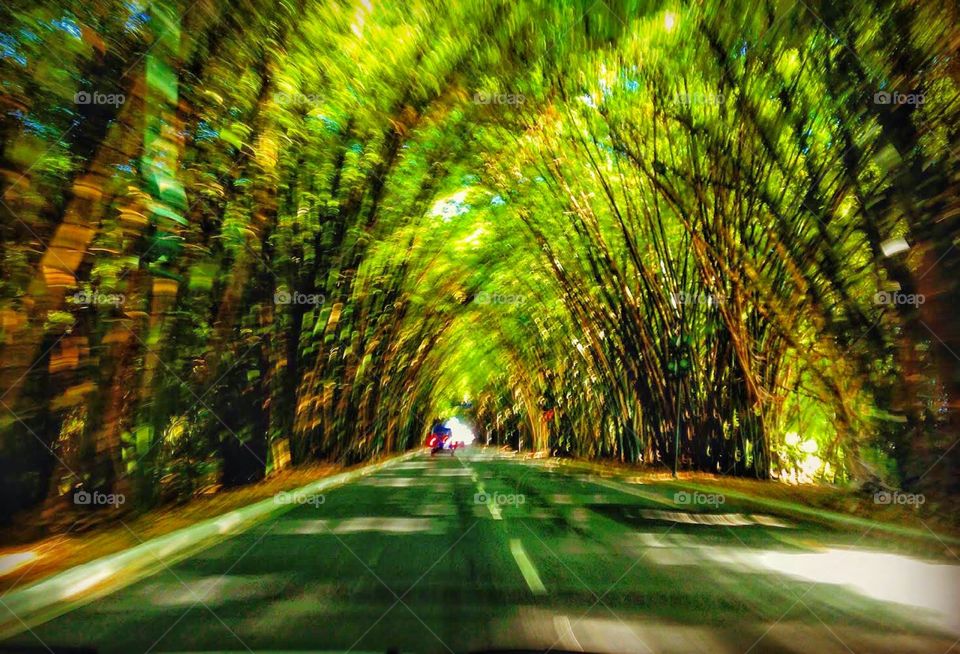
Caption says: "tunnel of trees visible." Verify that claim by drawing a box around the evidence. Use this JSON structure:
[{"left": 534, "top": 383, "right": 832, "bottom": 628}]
[{"left": 1, "top": 0, "right": 958, "bottom": 522}]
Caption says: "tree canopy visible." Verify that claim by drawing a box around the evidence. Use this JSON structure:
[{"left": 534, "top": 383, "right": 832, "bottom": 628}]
[{"left": 1, "top": 0, "right": 958, "bottom": 521}]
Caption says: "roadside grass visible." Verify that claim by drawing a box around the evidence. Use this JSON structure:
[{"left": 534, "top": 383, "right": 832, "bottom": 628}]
[{"left": 0, "top": 461, "right": 347, "bottom": 593}]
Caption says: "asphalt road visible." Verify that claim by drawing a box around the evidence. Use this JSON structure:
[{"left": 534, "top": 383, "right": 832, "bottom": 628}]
[{"left": 2, "top": 449, "right": 958, "bottom": 654}]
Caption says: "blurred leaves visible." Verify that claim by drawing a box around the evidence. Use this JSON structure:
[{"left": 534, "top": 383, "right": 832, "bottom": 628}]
[{"left": 1, "top": 0, "right": 958, "bottom": 523}]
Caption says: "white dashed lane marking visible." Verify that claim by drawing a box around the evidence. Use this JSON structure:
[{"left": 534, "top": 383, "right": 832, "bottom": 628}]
[{"left": 509, "top": 538, "right": 547, "bottom": 595}]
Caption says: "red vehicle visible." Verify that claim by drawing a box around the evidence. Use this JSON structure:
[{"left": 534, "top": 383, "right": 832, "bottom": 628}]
[{"left": 428, "top": 422, "right": 456, "bottom": 455}]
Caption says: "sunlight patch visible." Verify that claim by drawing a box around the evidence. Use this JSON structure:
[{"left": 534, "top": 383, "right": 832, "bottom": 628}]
[
  {"left": 140, "top": 574, "right": 285, "bottom": 607},
  {"left": 0, "top": 551, "right": 38, "bottom": 577},
  {"left": 421, "top": 468, "right": 473, "bottom": 477},
  {"left": 332, "top": 517, "right": 437, "bottom": 534},
  {"left": 430, "top": 190, "right": 470, "bottom": 221},
  {"left": 360, "top": 476, "right": 420, "bottom": 487},
  {"left": 639, "top": 510, "right": 791, "bottom": 528}
]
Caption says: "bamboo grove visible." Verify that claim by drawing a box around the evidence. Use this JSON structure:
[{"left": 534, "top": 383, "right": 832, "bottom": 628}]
[{"left": 0, "top": 0, "right": 958, "bottom": 521}]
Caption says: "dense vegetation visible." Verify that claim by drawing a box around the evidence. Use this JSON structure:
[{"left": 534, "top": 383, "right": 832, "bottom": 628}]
[{"left": 1, "top": 0, "right": 957, "bottom": 522}]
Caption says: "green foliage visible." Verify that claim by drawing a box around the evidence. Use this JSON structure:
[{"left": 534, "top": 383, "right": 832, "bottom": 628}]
[{"left": 1, "top": 0, "right": 958, "bottom": 523}]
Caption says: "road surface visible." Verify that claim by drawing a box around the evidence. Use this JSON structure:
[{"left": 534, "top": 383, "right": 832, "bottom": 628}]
[{"left": 2, "top": 449, "right": 958, "bottom": 653}]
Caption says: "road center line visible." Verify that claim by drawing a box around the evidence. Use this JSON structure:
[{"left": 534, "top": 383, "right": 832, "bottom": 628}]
[
  {"left": 509, "top": 538, "right": 547, "bottom": 595},
  {"left": 476, "top": 482, "right": 502, "bottom": 520}
]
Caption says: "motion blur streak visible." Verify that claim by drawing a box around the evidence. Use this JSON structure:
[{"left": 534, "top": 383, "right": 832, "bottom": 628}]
[{"left": 0, "top": 0, "right": 958, "bottom": 652}]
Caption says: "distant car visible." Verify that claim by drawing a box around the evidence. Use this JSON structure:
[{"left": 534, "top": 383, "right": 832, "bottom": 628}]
[
  {"left": 428, "top": 424, "right": 449, "bottom": 454},
  {"left": 430, "top": 437, "right": 459, "bottom": 456}
]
